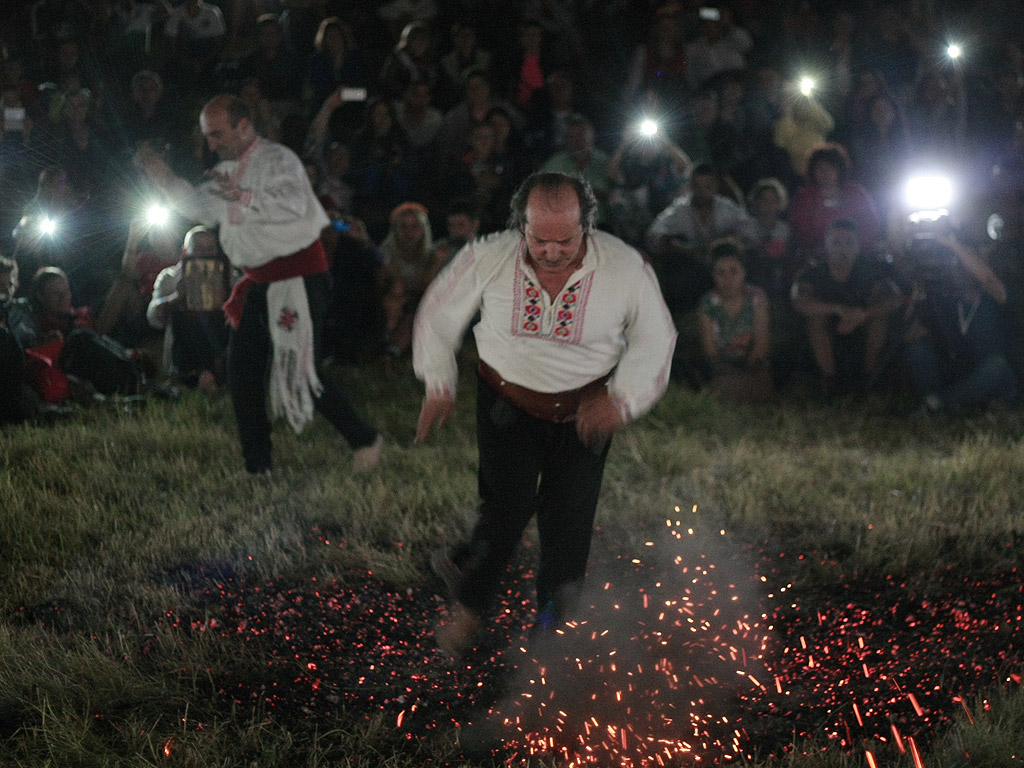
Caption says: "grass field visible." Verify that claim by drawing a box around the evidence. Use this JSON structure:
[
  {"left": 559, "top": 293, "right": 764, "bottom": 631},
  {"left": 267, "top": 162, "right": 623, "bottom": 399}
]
[{"left": 1, "top": 357, "right": 1022, "bottom": 767}]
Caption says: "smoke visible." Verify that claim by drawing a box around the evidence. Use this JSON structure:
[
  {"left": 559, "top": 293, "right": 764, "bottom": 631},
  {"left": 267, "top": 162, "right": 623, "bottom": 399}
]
[{"left": 461, "top": 518, "right": 773, "bottom": 765}]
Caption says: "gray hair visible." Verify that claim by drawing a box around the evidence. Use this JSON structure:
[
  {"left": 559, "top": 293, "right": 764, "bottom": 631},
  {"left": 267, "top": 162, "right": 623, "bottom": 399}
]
[{"left": 508, "top": 171, "right": 598, "bottom": 235}]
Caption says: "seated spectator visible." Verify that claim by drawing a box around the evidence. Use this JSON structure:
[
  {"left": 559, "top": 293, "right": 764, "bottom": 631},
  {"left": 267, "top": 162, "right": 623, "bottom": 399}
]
[
  {"left": 162, "top": 0, "right": 226, "bottom": 93},
  {"left": 378, "top": 201, "right": 441, "bottom": 357},
  {"left": 378, "top": 20, "right": 438, "bottom": 101},
  {"left": 8, "top": 265, "right": 146, "bottom": 403},
  {"left": 236, "top": 13, "right": 305, "bottom": 121},
  {"left": 394, "top": 80, "right": 443, "bottom": 191},
  {"left": 304, "top": 89, "right": 359, "bottom": 214},
  {"left": 685, "top": 6, "right": 753, "bottom": 92},
  {"left": 740, "top": 177, "right": 795, "bottom": 300},
  {"left": 900, "top": 232, "right": 1019, "bottom": 416},
  {"left": 696, "top": 240, "right": 774, "bottom": 403},
  {"left": 348, "top": 97, "right": 417, "bottom": 241},
  {"left": 789, "top": 143, "right": 881, "bottom": 261},
  {"left": 146, "top": 225, "right": 230, "bottom": 392},
  {"left": 773, "top": 87, "right": 835, "bottom": 179},
  {"left": 623, "top": 4, "right": 689, "bottom": 108},
  {"left": 39, "top": 86, "right": 118, "bottom": 207},
  {"left": 790, "top": 219, "right": 903, "bottom": 398},
  {"left": 436, "top": 19, "right": 492, "bottom": 111},
  {"left": 437, "top": 68, "right": 519, "bottom": 168},
  {"left": 485, "top": 104, "right": 529, "bottom": 194},
  {"left": 11, "top": 166, "right": 107, "bottom": 307},
  {"left": 678, "top": 87, "right": 742, "bottom": 173},
  {"left": 8, "top": 265, "right": 94, "bottom": 350},
  {"left": 0, "top": 80, "right": 36, "bottom": 250},
  {"left": 322, "top": 213, "right": 386, "bottom": 363},
  {"left": 540, "top": 113, "right": 611, "bottom": 224},
  {"left": 443, "top": 120, "right": 517, "bottom": 234},
  {"left": 847, "top": 91, "right": 911, "bottom": 223},
  {"left": 119, "top": 69, "right": 184, "bottom": 150},
  {"left": 605, "top": 121, "right": 691, "bottom": 248},
  {"left": 305, "top": 16, "right": 367, "bottom": 134},
  {"left": 521, "top": 68, "right": 578, "bottom": 167},
  {"left": 395, "top": 80, "right": 443, "bottom": 151},
  {"left": 95, "top": 208, "right": 184, "bottom": 348},
  {"left": 905, "top": 63, "right": 966, "bottom": 164},
  {"left": 237, "top": 76, "right": 281, "bottom": 143},
  {"left": 495, "top": 18, "right": 557, "bottom": 112},
  {"left": 646, "top": 163, "right": 754, "bottom": 316},
  {"left": 377, "top": 0, "right": 439, "bottom": 41},
  {"left": 430, "top": 197, "right": 480, "bottom": 268}
]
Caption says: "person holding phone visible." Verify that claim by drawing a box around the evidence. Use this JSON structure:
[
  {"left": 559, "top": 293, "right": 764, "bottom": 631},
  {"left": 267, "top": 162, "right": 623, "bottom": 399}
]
[{"left": 685, "top": 6, "right": 753, "bottom": 90}]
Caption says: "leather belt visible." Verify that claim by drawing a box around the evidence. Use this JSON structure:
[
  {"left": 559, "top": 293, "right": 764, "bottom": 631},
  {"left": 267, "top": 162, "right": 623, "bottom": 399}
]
[{"left": 478, "top": 360, "right": 610, "bottom": 423}]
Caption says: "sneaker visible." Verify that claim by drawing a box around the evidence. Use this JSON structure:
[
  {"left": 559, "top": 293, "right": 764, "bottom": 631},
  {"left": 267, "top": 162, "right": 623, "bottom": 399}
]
[
  {"left": 352, "top": 434, "right": 384, "bottom": 473},
  {"left": 429, "top": 548, "right": 463, "bottom": 600},
  {"left": 434, "top": 603, "right": 482, "bottom": 656}
]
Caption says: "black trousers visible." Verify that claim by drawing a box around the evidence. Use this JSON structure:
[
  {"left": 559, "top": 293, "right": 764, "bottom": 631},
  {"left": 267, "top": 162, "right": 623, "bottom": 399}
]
[
  {"left": 227, "top": 271, "right": 378, "bottom": 474},
  {"left": 0, "top": 328, "right": 26, "bottom": 424},
  {"left": 457, "top": 372, "right": 612, "bottom": 618}
]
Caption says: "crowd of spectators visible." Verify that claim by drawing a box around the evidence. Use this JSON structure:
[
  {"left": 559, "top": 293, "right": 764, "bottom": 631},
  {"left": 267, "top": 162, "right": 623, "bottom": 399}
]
[{"left": 1, "top": 0, "right": 1024, "bottom": 422}]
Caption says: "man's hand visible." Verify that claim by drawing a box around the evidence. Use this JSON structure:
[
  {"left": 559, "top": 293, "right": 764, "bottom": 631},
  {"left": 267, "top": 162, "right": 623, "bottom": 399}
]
[
  {"left": 576, "top": 391, "right": 624, "bottom": 447},
  {"left": 415, "top": 395, "right": 455, "bottom": 443},
  {"left": 204, "top": 170, "right": 242, "bottom": 202}
]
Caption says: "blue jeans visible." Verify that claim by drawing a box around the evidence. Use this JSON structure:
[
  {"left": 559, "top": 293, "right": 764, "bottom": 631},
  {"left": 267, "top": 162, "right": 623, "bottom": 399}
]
[{"left": 903, "top": 297, "right": 1019, "bottom": 408}]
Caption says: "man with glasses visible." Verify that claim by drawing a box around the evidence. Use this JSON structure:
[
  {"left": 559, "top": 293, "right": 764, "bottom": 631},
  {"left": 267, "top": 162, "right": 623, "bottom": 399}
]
[{"left": 413, "top": 171, "right": 676, "bottom": 654}]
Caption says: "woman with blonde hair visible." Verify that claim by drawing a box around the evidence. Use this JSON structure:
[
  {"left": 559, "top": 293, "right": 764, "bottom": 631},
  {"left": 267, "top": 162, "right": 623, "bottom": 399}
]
[{"left": 379, "top": 202, "right": 440, "bottom": 356}]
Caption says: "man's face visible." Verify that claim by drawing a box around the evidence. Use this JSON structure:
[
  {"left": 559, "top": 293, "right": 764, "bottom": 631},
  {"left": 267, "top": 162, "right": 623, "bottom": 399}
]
[
  {"left": 200, "top": 106, "right": 250, "bottom": 161},
  {"left": 825, "top": 226, "right": 860, "bottom": 267},
  {"left": 447, "top": 213, "right": 477, "bottom": 241},
  {"left": 40, "top": 275, "right": 72, "bottom": 316},
  {"left": 523, "top": 187, "right": 585, "bottom": 275}
]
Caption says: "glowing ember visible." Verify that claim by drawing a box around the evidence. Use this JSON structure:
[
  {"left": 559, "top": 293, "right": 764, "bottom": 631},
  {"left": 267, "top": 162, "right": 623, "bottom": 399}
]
[{"left": 153, "top": 521, "right": 1022, "bottom": 764}]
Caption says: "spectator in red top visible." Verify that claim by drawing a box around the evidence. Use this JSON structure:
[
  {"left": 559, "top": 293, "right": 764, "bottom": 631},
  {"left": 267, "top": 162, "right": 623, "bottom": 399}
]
[{"left": 788, "top": 142, "right": 881, "bottom": 261}]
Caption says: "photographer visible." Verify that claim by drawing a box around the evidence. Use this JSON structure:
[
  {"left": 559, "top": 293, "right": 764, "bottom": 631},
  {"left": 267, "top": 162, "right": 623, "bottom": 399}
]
[{"left": 900, "top": 231, "right": 1019, "bottom": 415}]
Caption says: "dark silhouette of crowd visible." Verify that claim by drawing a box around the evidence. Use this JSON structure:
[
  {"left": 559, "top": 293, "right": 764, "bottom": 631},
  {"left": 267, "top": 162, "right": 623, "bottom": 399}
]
[{"left": 2, "top": 0, "right": 1024, "bottom": 423}]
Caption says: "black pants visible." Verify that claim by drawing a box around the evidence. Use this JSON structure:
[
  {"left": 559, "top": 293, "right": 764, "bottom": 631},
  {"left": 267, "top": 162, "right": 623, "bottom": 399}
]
[
  {"left": 227, "top": 271, "right": 378, "bottom": 474},
  {"left": 171, "top": 309, "right": 229, "bottom": 377},
  {"left": 0, "top": 328, "right": 26, "bottom": 424},
  {"left": 456, "top": 372, "right": 611, "bottom": 619}
]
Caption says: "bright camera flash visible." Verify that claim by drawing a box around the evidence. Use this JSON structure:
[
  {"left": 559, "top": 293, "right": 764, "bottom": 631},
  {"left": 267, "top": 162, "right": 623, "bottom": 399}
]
[
  {"left": 905, "top": 174, "right": 953, "bottom": 211},
  {"left": 947, "top": 43, "right": 962, "bottom": 60},
  {"left": 146, "top": 203, "right": 170, "bottom": 227},
  {"left": 638, "top": 119, "right": 659, "bottom": 137},
  {"left": 38, "top": 217, "right": 56, "bottom": 236},
  {"left": 799, "top": 76, "right": 815, "bottom": 96}
]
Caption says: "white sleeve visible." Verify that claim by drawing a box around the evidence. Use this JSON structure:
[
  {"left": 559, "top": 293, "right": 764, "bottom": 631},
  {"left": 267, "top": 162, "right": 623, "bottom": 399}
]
[
  {"left": 412, "top": 239, "right": 496, "bottom": 398},
  {"left": 234, "top": 150, "right": 312, "bottom": 225},
  {"left": 608, "top": 261, "right": 677, "bottom": 421},
  {"left": 645, "top": 198, "right": 685, "bottom": 251},
  {"left": 147, "top": 264, "right": 180, "bottom": 329}
]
